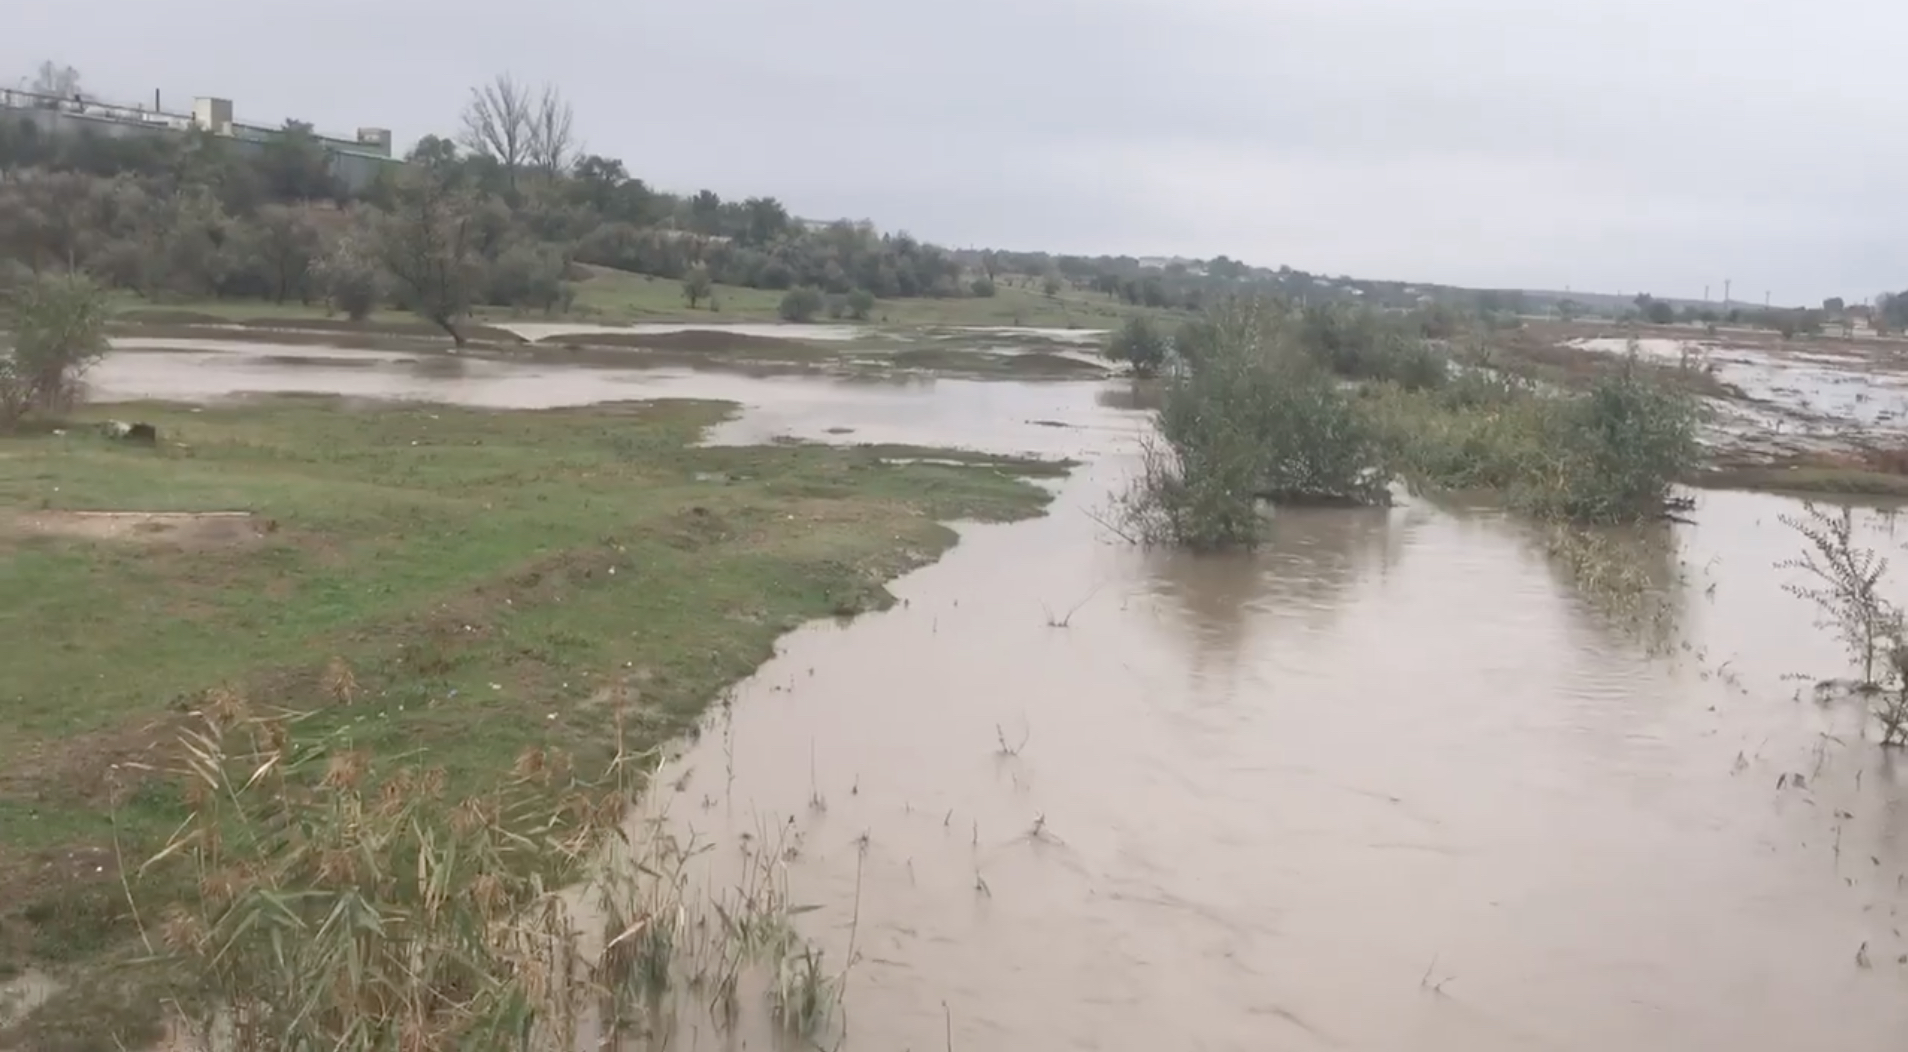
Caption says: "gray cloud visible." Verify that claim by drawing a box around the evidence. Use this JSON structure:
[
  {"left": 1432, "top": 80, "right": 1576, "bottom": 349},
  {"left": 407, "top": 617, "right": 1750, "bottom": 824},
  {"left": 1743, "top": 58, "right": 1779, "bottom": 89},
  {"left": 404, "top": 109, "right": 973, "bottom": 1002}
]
[{"left": 8, "top": 0, "right": 1905, "bottom": 302}]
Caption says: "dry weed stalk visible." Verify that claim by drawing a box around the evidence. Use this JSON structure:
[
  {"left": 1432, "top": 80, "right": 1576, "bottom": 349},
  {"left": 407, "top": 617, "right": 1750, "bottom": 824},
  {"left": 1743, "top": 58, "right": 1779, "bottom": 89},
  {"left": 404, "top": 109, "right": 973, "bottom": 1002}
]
[
  {"left": 1779, "top": 502, "right": 1908, "bottom": 746},
  {"left": 1779, "top": 502, "right": 1899, "bottom": 688},
  {"left": 135, "top": 704, "right": 852, "bottom": 1050},
  {"left": 320, "top": 656, "right": 360, "bottom": 705}
]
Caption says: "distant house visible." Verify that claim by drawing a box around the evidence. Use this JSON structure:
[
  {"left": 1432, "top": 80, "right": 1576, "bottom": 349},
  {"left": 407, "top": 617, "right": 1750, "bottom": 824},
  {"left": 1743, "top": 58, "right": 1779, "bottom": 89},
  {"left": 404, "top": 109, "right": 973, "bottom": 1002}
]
[{"left": 0, "top": 87, "right": 401, "bottom": 192}]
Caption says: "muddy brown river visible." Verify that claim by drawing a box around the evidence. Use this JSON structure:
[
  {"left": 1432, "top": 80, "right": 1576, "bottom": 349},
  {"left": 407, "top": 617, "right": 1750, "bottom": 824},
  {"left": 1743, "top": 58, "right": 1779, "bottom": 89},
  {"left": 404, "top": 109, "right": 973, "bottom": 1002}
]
[{"left": 86, "top": 343, "right": 1908, "bottom": 1050}]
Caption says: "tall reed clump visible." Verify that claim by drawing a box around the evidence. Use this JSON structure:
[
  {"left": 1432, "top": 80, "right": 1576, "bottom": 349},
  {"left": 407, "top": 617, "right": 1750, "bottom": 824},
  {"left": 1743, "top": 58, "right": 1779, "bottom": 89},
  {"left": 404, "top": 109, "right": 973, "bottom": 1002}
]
[
  {"left": 1117, "top": 297, "right": 1388, "bottom": 549},
  {"left": 134, "top": 693, "right": 848, "bottom": 1051},
  {"left": 0, "top": 272, "right": 111, "bottom": 428},
  {"left": 141, "top": 699, "right": 612, "bottom": 1051}
]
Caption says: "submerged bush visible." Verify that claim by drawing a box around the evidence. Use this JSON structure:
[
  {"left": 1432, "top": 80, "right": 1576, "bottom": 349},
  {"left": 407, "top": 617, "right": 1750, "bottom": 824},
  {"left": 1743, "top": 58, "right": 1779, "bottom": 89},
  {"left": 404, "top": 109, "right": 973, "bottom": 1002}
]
[
  {"left": 1521, "top": 352, "right": 1699, "bottom": 522},
  {"left": 1119, "top": 298, "right": 1387, "bottom": 549},
  {"left": 0, "top": 272, "right": 111, "bottom": 427},
  {"left": 1365, "top": 346, "right": 1698, "bottom": 524},
  {"left": 1104, "top": 315, "right": 1169, "bottom": 377}
]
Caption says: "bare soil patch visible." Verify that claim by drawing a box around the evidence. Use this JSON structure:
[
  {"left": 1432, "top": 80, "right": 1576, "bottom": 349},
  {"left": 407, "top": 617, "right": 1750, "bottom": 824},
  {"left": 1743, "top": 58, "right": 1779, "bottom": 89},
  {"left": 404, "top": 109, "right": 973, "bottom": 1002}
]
[{"left": 6, "top": 511, "right": 268, "bottom": 552}]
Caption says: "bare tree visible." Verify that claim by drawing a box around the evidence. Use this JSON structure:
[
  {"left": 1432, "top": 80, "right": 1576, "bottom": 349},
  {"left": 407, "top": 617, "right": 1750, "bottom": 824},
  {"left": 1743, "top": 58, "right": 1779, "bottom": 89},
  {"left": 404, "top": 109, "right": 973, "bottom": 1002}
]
[
  {"left": 526, "top": 84, "right": 577, "bottom": 177},
  {"left": 30, "top": 61, "right": 81, "bottom": 99},
  {"left": 459, "top": 74, "right": 534, "bottom": 192},
  {"left": 378, "top": 169, "right": 478, "bottom": 345}
]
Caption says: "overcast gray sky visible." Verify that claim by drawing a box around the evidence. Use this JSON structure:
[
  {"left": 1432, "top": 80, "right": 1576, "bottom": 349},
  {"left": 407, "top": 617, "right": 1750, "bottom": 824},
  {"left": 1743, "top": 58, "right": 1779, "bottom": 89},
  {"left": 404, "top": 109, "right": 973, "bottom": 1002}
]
[{"left": 9, "top": 0, "right": 1903, "bottom": 304}]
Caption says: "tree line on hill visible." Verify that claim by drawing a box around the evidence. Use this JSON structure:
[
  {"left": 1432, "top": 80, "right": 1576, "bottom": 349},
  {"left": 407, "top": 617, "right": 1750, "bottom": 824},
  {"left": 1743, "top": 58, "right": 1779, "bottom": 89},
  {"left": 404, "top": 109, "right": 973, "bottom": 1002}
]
[
  {"left": 0, "top": 68, "right": 987, "bottom": 337},
  {"left": 6, "top": 64, "right": 1900, "bottom": 339}
]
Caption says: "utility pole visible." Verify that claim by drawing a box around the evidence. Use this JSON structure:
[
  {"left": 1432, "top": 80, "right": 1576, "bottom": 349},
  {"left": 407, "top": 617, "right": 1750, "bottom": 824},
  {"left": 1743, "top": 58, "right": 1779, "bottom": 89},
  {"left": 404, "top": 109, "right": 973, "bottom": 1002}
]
[
  {"left": 1765, "top": 290, "right": 1771, "bottom": 308},
  {"left": 1704, "top": 284, "right": 1710, "bottom": 302},
  {"left": 1723, "top": 279, "right": 1732, "bottom": 309}
]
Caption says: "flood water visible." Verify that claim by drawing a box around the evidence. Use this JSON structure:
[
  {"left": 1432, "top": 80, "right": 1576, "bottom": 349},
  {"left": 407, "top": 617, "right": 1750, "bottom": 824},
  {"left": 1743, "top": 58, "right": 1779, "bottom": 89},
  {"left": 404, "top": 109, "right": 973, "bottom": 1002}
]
[
  {"left": 644, "top": 463, "right": 1908, "bottom": 1052},
  {"left": 86, "top": 342, "right": 1908, "bottom": 1050},
  {"left": 1574, "top": 335, "right": 1908, "bottom": 459}
]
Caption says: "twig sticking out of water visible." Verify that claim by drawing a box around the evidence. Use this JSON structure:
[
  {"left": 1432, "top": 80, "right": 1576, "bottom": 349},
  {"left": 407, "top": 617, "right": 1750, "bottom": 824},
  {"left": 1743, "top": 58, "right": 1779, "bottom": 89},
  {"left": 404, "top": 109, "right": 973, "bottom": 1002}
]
[
  {"left": 1083, "top": 503, "right": 1139, "bottom": 545},
  {"left": 808, "top": 741, "right": 827, "bottom": 813},
  {"left": 1420, "top": 954, "right": 1456, "bottom": 994},
  {"left": 995, "top": 723, "right": 1030, "bottom": 757},
  {"left": 1040, "top": 583, "right": 1105, "bottom": 628}
]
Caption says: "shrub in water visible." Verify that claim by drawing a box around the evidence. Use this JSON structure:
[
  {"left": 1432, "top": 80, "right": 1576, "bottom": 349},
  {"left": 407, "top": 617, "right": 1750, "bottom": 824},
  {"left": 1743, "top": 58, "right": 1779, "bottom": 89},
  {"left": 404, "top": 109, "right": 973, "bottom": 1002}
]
[
  {"left": 1120, "top": 298, "right": 1388, "bottom": 549},
  {"left": 1103, "top": 315, "right": 1169, "bottom": 377}
]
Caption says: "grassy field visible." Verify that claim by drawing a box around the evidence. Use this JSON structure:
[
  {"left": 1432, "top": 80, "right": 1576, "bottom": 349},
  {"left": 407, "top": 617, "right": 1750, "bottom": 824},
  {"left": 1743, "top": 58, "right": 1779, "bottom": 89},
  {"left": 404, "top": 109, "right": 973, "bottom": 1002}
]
[
  {"left": 0, "top": 398, "right": 1062, "bottom": 1048},
  {"left": 104, "top": 265, "right": 1182, "bottom": 333}
]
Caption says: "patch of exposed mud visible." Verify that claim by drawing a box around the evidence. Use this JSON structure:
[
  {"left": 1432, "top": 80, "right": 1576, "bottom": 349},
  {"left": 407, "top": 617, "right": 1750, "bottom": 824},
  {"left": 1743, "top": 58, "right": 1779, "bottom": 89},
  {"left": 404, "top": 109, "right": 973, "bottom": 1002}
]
[
  {"left": 0, "top": 969, "right": 60, "bottom": 1029},
  {"left": 6, "top": 511, "right": 267, "bottom": 550}
]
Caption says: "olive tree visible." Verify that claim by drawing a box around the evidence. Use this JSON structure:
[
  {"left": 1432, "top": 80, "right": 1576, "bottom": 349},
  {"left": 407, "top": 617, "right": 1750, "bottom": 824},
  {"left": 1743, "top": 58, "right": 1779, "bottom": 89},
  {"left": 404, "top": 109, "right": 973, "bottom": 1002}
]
[{"left": 0, "top": 272, "right": 110, "bottom": 426}]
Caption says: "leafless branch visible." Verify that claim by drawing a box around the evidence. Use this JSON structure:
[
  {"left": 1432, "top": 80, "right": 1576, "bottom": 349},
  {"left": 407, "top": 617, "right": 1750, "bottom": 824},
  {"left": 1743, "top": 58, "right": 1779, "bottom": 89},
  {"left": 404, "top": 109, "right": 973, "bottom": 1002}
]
[
  {"left": 526, "top": 83, "right": 577, "bottom": 177},
  {"left": 459, "top": 73, "right": 534, "bottom": 188}
]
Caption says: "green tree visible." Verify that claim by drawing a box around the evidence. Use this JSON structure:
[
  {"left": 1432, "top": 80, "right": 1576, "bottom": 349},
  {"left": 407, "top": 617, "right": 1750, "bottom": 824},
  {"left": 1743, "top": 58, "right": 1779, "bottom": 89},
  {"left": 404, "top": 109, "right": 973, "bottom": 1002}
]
[
  {"left": 1879, "top": 292, "right": 1908, "bottom": 333},
  {"left": 742, "top": 197, "right": 790, "bottom": 245},
  {"left": 846, "top": 288, "right": 875, "bottom": 320},
  {"left": 689, "top": 190, "right": 722, "bottom": 235},
  {"left": 255, "top": 121, "right": 339, "bottom": 202},
  {"left": 1105, "top": 315, "right": 1168, "bottom": 377},
  {"left": 1042, "top": 272, "right": 1063, "bottom": 299},
  {"left": 970, "top": 276, "right": 996, "bottom": 298},
  {"left": 314, "top": 228, "right": 382, "bottom": 320},
  {"left": 1631, "top": 294, "right": 1675, "bottom": 325},
  {"left": 779, "top": 286, "right": 823, "bottom": 323},
  {"left": 251, "top": 203, "right": 324, "bottom": 303},
  {"left": 683, "top": 265, "right": 713, "bottom": 309}
]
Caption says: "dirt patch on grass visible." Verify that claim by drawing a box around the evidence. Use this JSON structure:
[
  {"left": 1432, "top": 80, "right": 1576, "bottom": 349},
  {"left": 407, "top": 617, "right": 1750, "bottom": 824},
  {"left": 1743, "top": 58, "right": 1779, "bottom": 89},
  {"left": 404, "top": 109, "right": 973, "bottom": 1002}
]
[
  {"left": 0, "top": 843, "right": 125, "bottom": 976},
  {"left": 0, "top": 713, "right": 188, "bottom": 808},
  {"left": 6, "top": 512, "right": 269, "bottom": 552}
]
